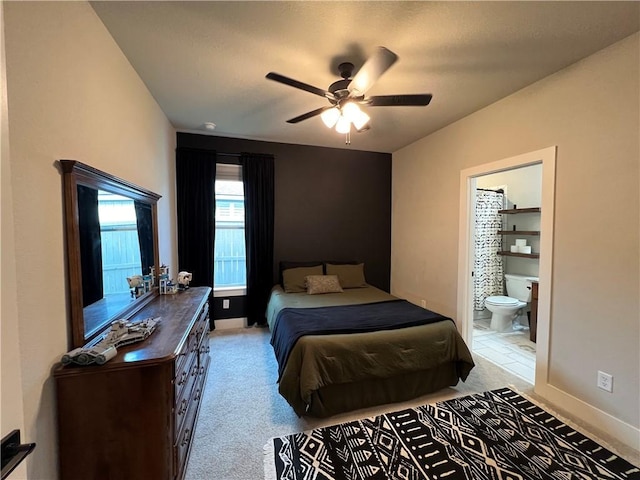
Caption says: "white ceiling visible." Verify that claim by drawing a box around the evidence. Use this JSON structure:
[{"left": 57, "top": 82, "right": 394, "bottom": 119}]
[{"left": 91, "top": 1, "right": 639, "bottom": 153}]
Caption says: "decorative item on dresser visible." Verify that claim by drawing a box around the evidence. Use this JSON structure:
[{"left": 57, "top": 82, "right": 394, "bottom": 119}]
[{"left": 54, "top": 286, "right": 211, "bottom": 480}]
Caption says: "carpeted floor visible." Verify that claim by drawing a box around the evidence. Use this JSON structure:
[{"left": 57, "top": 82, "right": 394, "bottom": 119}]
[{"left": 184, "top": 327, "right": 638, "bottom": 480}]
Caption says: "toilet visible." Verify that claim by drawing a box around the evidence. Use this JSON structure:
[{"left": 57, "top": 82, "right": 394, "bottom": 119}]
[{"left": 485, "top": 273, "right": 539, "bottom": 332}]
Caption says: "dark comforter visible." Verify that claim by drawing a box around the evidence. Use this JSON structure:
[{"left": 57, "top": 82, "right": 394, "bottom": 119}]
[
  {"left": 266, "top": 285, "right": 475, "bottom": 417},
  {"left": 271, "top": 299, "right": 452, "bottom": 380}
]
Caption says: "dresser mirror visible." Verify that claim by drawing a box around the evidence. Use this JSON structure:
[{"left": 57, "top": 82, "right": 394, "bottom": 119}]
[{"left": 60, "top": 160, "right": 161, "bottom": 348}]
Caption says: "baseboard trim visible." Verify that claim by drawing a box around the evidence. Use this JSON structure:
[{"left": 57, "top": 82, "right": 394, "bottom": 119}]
[
  {"left": 535, "top": 382, "right": 640, "bottom": 451},
  {"left": 213, "top": 317, "right": 246, "bottom": 330}
]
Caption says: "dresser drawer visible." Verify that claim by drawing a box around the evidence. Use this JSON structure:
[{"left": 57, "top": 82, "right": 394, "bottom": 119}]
[
  {"left": 174, "top": 347, "right": 196, "bottom": 399},
  {"left": 174, "top": 388, "right": 199, "bottom": 478},
  {"left": 174, "top": 331, "right": 195, "bottom": 381},
  {"left": 198, "top": 350, "right": 210, "bottom": 388},
  {"left": 197, "top": 301, "right": 209, "bottom": 325},
  {"left": 174, "top": 354, "right": 198, "bottom": 435},
  {"left": 174, "top": 311, "right": 206, "bottom": 388},
  {"left": 199, "top": 337, "right": 210, "bottom": 365},
  {"left": 193, "top": 322, "right": 207, "bottom": 354},
  {"left": 194, "top": 306, "right": 209, "bottom": 343}
]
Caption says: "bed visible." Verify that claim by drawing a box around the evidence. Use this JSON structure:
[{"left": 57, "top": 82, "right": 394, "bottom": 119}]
[{"left": 267, "top": 262, "right": 475, "bottom": 417}]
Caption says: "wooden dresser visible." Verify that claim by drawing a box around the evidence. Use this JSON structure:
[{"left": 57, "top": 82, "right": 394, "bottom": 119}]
[{"left": 54, "top": 287, "right": 211, "bottom": 480}]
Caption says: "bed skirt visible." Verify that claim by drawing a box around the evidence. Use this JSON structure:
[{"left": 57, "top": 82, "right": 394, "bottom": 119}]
[{"left": 291, "top": 362, "right": 466, "bottom": 417}]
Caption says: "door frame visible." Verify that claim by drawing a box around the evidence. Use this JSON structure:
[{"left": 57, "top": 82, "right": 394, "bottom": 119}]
[{"left": 456, "top": 146, "right": 556, "bottom": 389}]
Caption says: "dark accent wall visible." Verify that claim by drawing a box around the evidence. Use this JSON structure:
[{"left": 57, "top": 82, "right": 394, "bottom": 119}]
[
  {"left": 211, "top": 295, "right": 247, "bottom": 326},
  {"left": 177, "top": 133, "right": 392, "bottom": 318}
]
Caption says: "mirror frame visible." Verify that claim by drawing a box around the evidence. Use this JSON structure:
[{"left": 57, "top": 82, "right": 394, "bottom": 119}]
[{"left": 60, "top": 159, "right": 161, "bottom": 348}]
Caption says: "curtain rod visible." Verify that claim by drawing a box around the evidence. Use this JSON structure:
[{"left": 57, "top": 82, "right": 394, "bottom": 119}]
[
  {"left": 177, "top": 147, "right": 275, "bottom": 160},
  {"left": 176, "top": 146, "right": 240, "bottom": 157}
]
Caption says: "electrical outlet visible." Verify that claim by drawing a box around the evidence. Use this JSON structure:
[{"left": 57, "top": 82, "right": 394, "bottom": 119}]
[
  {"left": 222, "top": 299, "right": 230, "bottom": 309},
  {"left": 421, "top": 299, "right": 426, "bottom": 308},
  {"left": 597, "top": 371, "right": 613, "bottom": 393}
]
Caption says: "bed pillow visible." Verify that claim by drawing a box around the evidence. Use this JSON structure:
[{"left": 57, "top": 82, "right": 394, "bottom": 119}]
[
  {"left": 325, "top": 263, "right": 367, "bottom": 288},
  {"left": 279, "top": 261, "right": 323, "bottom": 287},
  {"left": 282, "top": 265, "right": 323, "bottom": 293},
  {"left": 306, "top": 275, "right": 343, "bottom": 295}
]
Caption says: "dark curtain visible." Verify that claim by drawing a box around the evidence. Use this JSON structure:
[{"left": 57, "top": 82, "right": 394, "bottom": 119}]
[
  {"left": 242, "top": 153, "right": 275, "bottom": 326},
  {"left": 134, "top": 201, "right": 153, "bottom": 275},
  {"left": 77, "top": 185, "right": 103, "bottom": 307},
  {"left": 176, "top": 148, "right": 216, "bottom": 291}
]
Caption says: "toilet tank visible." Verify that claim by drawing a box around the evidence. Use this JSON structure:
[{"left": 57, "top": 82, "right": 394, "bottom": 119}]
[{"left": 505, "top": 273, "right": 539, "bottom": 302}]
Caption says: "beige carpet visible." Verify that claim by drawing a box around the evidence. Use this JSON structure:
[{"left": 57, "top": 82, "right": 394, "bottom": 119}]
[{"left": 184, "top": 326, "right": 638, "bottom": 480}]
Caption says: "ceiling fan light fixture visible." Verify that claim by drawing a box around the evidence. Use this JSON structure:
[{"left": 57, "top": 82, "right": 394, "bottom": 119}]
[
  {"left": 320, "top": 107, "right": 340, "bottom": 128},
  {"left": 342, "top": 102, "right": 360, "bottom": 122},
  {"left": 342, "top": 102, "right": 370, "bottom": 131},
  {"left": 352, "top": 109, "right": 370, "bottom": 131},
  {"left": 335, "top": 115, "right": 351, "bottom": 134}
]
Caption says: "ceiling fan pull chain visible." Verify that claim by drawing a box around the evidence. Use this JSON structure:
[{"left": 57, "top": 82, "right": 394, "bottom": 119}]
[{"left": 345, "top": 131, "right": 351, "bottom": 145}]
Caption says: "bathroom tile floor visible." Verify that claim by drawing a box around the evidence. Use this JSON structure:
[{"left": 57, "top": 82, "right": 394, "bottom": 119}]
[{"left": 472, "top": 317, "right": 536, "bottom": 384}]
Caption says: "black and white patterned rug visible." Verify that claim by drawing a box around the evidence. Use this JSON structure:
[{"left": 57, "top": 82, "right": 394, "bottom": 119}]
[{"left": 265, "top": 388, "right": 639, "bottom": 480}]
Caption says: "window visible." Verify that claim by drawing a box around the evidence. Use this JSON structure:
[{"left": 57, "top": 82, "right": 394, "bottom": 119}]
[
  {"left": 98, "top": 191, "right": 142, "bottom": 295},
  {"left": 214, "top": 164, "right": 246, "bottom": 288}
]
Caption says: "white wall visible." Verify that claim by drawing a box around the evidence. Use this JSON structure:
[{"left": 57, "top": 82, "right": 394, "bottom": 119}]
[
  {"left": 392, "top": 33, "right": 639, "bottom": 445},
  {"left": 1, "top": 4, "right": 27, "bottom": 478},
  {"left": 3, "top": 2, "right": 177, "bottom": 477}
]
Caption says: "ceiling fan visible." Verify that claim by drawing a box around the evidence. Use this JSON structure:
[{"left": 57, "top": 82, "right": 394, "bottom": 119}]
[{"left": 266, "top": 46, "right": 432, "bottom": 142}]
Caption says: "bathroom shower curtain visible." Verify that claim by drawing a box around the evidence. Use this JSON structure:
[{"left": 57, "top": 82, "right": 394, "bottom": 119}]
[{"left": 474, "top": 189, "right": 505, "bottom": 310}]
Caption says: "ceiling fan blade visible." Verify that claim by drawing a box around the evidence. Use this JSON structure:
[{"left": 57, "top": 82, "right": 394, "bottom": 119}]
[
  {"left": 266, "top": 72, "right": 336, "bottom": 101},
  {"left": 348, "top": 47, "right": 399, "bottom": 97},
  {"left": 286, "top": 106, "right": 333, "bottom": 124},
  {"left": 367, "top": 94, "right": 433, "bottom": 107}
]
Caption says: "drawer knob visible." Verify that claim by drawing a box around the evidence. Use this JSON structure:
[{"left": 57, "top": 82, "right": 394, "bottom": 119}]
[
  {"left": 181, "top": 428, "right": 191, "bottom": 447},
  {"left": 178, "top": 398, "right": 188, "bottom": 415}
]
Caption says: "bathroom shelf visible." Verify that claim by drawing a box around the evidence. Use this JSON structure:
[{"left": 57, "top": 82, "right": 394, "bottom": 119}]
[
  {"left": 497, "top": 230, "right": 540, "bottom": 236},
  {"left": 498, "top": 207, "right": 540, "bottom": 214},
  {"left": 498, "top": 207, "right": 541, "bottom": 259},
  {"left": 497, "top": 251, "right": 540, "bottom": 259}
]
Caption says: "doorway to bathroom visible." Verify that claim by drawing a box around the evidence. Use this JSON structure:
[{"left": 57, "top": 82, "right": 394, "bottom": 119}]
[
  {"left": 456, "top": 147, "right": 556, "bottom": 389},
  {"left": 473, "top": 166, "right": 540, "bottom": 384}
]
